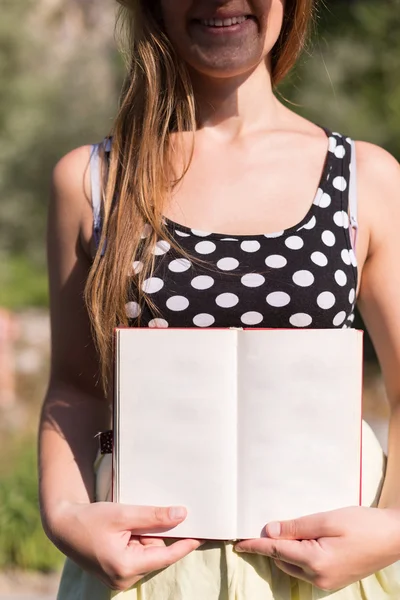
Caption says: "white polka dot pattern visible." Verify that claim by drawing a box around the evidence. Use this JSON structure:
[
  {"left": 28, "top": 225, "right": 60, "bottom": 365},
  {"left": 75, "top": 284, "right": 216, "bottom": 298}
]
[
  {"left": 191, "top": 229, "right": 211, "bottom": 237},
  {"left": 241, "top": 274, "right": 265, "bottom": 288},
  {"left": 125, "top": 302, "right": 141, "bottom": 319},
  {"left": 313, "top": 188, "right": 323, "bottom": 206},
  {"left": 195, "top": 241, "right": 216, "bottom": 255},
  {"left": 318, "top": 192, "right": 332, "bottom": 208},
  {"left": 333, "top": 176, "right": 347, "bottom": 192},
  {"left": 349, "top": 250, "right": 358, "bottom": 267},
  {"left": 153, "top": 240, "right": 171, "bottom": 255},
  {"left": 132, "top": 261, "right": 144, "bottom": 275},
  {"left": 299, "top": 216, "right": 316, "bottom": 231},
  {"left": 166, "top": 296, "right": 189, "bottom": 311},
  {"left": 193, "top": 313, "right": 215, "bottom": 328},
  {"left": 217, "top": 257, "right": 239, "bottom": 271},
  {"left": 335, "top": 270, "right": 347, "bottom": 287},
  {"left": 317, "top": 292, "right": 336, "bottom": 310},
  {"left": 333, "top": 311, "right": 347, "bottom": 326},
  {"left": 241, "top": 240, "right": 261, "bottom": 253},
  {"left": 116, "top": 130, "right": 358, "bottom": 331},
  {"left": 265, "top": 231, "right": 284, "bottom": 239},
  {"left": 333, "top": 211, "right": 350, "bottom": 229},
  {"left": 216, "top": 293, "right": 239, "bottom": 308},
  {"left": 142, "top": 277, "right": 164, "bottom": 294},
  {"left": 267, "top": 292, "right": 291, "bottom": 307},
  {"left": 322, "top": 231, "right": 336, "bottom": 247},
  {"left": 191, "top": 276, "right": 214, "bottom": 290},
  {"left": 141, "top": 224, "right": 152, "bottom": 239},
  {"left": 285, "top": 236, "right": 304, "bottom": 250},
  {"left": 290, "top": 313, "right": 312, "bottom": 327},
  {"left": 341, "top": 249, "right": 351, "bottom": 265},
  {"left": 328, "top": 137, "right": 337, "bottom": 152},
  {"left": 334, "top": 145, "right": 346, "bottom": 159},
  {"left": 265, "top": 255, "right": 287, "bottom": 269},
  {"left": 311, "top": 252, "right": 328, "bottom": 267},
  {"left": 292, "top": 270, "right": 315, "bottom": 287},
  {"left": 241, "top": 312, "right": 263, "bottom": 325},
  {"left": 168, "top": 258, "right": 191, "bottom": 273},
  {"left": 148, "top": 318, "right": 169, "bottom": 328}
]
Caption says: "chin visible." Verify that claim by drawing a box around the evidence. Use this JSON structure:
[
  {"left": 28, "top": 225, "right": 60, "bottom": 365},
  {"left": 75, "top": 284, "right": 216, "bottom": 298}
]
[
  {"left": 192, "top": 64, "right": 258, "bottom": 80},
  {"left": 185, "top": 50, "right": 264, "bottom": 80}
]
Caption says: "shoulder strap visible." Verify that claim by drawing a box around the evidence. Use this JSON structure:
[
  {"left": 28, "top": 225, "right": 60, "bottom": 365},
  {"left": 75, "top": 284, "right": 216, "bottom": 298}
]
[
  {"left": 90, "top": 143, "right": 102, "bottom": 239},
  {"left": 90, "top": 138, "right": 112, "bottom": 251},
  {"left": 349, "top": 140, "right": 358, "bottom": 249}
]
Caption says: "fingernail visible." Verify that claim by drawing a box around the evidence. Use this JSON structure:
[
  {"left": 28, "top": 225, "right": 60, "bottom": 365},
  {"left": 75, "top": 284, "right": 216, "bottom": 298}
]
[
  {"left": 267, "top": 522, "right": 281, "bottom": 538},
  {"left": 235, "top": 546, "right": 244, "bottom": 553},
  {"left": 169, "top": 506, "right": 187, "bottom": 521}
]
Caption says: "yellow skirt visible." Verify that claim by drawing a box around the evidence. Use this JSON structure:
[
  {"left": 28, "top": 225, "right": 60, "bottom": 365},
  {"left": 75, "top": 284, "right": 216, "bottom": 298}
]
[{"left": 57, "top": 421, "right": 400, "bottom": 600}]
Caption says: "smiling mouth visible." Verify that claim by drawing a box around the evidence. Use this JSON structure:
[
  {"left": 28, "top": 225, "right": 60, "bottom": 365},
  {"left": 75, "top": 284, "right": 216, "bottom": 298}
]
[{"left": 199, "top": 15, "right": 250, "bottom": 27}]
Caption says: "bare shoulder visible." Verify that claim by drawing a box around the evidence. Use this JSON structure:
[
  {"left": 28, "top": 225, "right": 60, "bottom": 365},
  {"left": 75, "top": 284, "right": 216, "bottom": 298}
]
[
  {"left": 356, "top": 141, "right": 400, "bottom": 196},
  {"left": 50, "top": 145, "right": 95, "bottom": 257},
  {"left": 51, "top": 145, "right": 92, "bottom": 213},
  {"left": 355, "top": 141, "right": 400, "bottom": 250}
]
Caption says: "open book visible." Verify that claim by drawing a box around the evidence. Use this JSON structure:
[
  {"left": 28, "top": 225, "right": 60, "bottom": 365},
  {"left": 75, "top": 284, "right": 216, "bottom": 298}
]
[{"left": 114, "top": 328, "right": 363, "bottom": 540}]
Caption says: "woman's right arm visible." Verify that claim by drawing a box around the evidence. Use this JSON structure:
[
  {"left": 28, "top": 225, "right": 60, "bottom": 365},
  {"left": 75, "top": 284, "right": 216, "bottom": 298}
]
[{"left": 39, "top": 146, "right": 200, "bottom": 591}]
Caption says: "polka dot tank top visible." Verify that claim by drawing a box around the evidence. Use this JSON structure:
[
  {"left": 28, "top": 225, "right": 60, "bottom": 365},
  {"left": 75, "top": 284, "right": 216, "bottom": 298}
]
[{"left": 92, "top": 130, "right": 358, "bottom": 331}]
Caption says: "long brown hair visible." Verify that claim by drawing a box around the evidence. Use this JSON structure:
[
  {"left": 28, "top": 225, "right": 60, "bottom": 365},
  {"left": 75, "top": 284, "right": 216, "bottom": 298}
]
[{"left": 85, "top": 0, "right": 315, "bottom": 391}]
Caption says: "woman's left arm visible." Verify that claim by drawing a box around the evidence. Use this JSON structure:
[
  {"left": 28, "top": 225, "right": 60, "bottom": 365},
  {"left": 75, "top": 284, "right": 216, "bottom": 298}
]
[
  {"left": 235, "top": 142, "right": 400, "bottom": 591},
  {"left": 357, "top": 144, "right": 400, "bottom": 512}
]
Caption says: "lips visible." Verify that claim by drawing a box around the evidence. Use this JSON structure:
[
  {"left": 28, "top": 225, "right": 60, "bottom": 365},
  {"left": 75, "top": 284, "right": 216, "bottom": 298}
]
[
  {"left": 200, "top": 16, "right": 250, "bottom": 27},
  {"left": 189, "top": 12, "right": 257, "bottom": 40}
]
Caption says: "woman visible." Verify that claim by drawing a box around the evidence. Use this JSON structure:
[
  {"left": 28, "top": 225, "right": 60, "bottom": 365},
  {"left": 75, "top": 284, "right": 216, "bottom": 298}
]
[{"left": 40, "top": 0, "right": 400, "bottom": 598}]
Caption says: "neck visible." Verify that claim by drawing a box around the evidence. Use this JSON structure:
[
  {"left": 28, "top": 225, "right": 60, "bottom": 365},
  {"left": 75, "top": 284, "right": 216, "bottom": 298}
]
[{"left": 189, "top": 61, "right": 282, "bottom": 140}]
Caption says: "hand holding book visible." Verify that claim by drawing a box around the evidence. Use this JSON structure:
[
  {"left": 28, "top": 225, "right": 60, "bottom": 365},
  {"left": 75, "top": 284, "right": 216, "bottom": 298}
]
[
  {"left": 236, "top": 506, "right": 400, "bottom": 592},
  {"left": 49, "top": 501, "right": 200, "bottom": 592}
]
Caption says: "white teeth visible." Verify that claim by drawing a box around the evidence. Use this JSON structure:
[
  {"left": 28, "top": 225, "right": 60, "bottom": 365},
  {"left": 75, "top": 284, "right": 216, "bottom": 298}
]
[
  {"left": 232, "top": 16, "right": 247, "bottom": 25},
  {"left": 201, "top": 15, "right": 248, "bottom": 27}
]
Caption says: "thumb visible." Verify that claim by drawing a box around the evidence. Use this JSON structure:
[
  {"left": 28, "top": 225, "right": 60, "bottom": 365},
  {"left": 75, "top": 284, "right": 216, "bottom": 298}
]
[
  {"left": 118, "top": 504, "right": 187, "bottom": 534},
  {"left": 266, "top": 512, "right": 337, "bottom": 540}
]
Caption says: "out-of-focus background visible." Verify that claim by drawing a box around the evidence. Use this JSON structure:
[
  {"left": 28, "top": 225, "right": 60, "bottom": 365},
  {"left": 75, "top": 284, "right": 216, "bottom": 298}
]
[{"left": 0, "top": 0, "right": 399, "bottom": 597}]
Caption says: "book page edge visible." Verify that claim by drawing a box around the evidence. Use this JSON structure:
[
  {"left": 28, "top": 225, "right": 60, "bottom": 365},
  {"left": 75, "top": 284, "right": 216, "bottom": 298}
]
[{"left": 113, "top": 328, "right": 121, "bottom": 504}]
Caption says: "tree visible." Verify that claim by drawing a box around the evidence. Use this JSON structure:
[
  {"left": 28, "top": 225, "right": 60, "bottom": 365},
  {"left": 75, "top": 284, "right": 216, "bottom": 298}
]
[
  {"left": 285, "top": 0, "right": 400, "bottom": 159},
  {"left": 0, "top": 0, "right": 119, "bottom": 262}
]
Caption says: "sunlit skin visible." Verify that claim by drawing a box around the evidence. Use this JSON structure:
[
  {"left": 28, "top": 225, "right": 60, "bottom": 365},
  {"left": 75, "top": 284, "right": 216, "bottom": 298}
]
[{"left": 40, "top": 0, "right": 400, "bottom": 594}]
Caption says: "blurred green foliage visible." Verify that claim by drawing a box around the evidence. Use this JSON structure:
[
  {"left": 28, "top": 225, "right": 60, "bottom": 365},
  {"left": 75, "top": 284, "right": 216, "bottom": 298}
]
[
  {"left": 0, "top": 0, "right": 399, "bottom": 311},
  {"left": 290, "top": 0, "right": 400, "bottom": 155},
  {"left": 0, "top": 255, "right": 48, "bottom": 309},
  {"left": 0, "top": 0, "right": 120, "bottom": 307},
  {"left": 0, "top": 436, "right": 63, "bottom": 572}
]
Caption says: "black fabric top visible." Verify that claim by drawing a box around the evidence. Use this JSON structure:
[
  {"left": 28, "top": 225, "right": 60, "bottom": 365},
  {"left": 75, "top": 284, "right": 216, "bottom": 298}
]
[{"left": 111, "top": 130, "right": 358, "bottom": 331}]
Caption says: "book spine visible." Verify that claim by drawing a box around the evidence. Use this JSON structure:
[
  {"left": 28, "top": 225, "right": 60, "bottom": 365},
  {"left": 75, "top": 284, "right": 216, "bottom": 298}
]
[
  {"left": 112, "top": 329, "right": 120, "bottom": 503},
  {"left": 359, "top": 331, "right": 364, "bottom": 507},
  {"left": 235, "top": 329, "right": 239, "bottom": 538}
]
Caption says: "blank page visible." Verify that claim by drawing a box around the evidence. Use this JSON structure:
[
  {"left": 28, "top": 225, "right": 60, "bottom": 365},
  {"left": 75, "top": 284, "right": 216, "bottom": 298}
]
[
  {"left": 115, "top": 328, "right": 237, "bottom": 540},
  {"left": 237, "top": 329, "right": 362, "bottom": 539}
]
